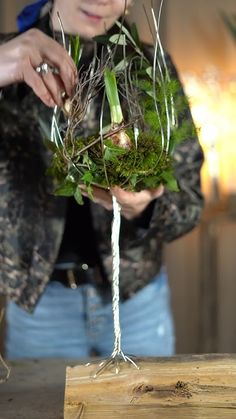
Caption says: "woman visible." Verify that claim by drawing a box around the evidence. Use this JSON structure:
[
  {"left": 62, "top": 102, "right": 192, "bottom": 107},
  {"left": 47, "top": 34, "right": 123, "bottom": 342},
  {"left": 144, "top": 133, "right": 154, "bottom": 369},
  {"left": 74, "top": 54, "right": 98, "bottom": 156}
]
[{"left": 0, "top": 0, "right": 204, "bottom": 358}]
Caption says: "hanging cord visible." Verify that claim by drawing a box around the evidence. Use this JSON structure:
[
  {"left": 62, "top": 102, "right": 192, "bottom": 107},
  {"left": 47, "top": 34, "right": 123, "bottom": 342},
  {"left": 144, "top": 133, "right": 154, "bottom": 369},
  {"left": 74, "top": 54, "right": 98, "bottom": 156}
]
[
  {"left": 91, "top": 196, "right": 139, "bottom": 378},
  {"left": 111, "top": 195, "right": 122, "bottom": 354}
]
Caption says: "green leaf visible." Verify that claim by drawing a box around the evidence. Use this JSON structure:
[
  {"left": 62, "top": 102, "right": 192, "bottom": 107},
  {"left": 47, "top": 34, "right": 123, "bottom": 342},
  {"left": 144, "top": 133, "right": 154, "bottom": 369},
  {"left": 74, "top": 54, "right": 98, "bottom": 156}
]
[
  {"left": 115, "top": 21, "right": 143, "bottom": 56},
  {"left": 82, "top": 171, "right": 94, "bottom": 184},
  {"left": 104, "top": 69, "right": 123, "bottom": 125},
  {"left": 43, "top": 138, "right": 59, "bottom": 153},
  {"left": 67, "top": 164, "right": 81, "bottom": 183},
  {"left": 74, "top": 185, "right": 83, "bottom": 205},
  {"left": 54, "top": 179, "right": 76, "bottom": 196},
  {"left": 146, "top": 66, "right": 153, "bottom": 80},
  {"left": 161, "top": 171, "right": 179, "bottom": 192},
  {"left": 70, "top": 35, "right": 81, "bottom": 66},
  {"left": 82, "top": 152, "right": 95, "bottom": 170},
  {"left": 86, "top": 184, "right": 94, "bottom": 201},
  {"left": 104, "top": 139, "right": 127, "bottom": 161},
  {"left": 130, "top": 23, "right": 141, "bottom": 47},
  {"left": 109, "top": 34, "right": 127, "bottom": 45},
  {"left": 129, "top": 173, "right": 138, "bottom": 188},
  {"left": 113, "top": 58, "right": 129, "bottom": 72},
  {"left": 104, "top": 147, "right": 125, "bottom": 162}
]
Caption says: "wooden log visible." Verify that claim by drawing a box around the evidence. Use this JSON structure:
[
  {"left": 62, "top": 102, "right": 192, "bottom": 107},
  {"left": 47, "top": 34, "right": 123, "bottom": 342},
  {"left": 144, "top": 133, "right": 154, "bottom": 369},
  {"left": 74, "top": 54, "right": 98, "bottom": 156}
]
[{"left": 64, "top": 354, "right": 236, "bottom": 418}]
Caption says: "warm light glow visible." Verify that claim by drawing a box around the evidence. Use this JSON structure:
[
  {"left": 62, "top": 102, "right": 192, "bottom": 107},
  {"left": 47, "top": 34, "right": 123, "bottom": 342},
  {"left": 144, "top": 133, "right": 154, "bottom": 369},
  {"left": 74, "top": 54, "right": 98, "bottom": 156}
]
[{"left": 182, "top": 70, "right": 236, "bottom": 201}]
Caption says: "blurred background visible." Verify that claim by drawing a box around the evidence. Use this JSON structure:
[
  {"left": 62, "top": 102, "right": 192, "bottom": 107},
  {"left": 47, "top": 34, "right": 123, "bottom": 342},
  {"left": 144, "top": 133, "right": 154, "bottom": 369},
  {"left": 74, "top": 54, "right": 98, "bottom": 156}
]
[{"left": 0, "top": 0, "right": 236, "bottom": 355}]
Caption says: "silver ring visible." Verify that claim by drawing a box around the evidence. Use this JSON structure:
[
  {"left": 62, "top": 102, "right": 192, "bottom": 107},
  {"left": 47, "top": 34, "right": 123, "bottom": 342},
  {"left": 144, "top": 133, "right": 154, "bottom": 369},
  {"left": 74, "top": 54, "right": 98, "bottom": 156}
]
[{"left": 35, "top": 62, "right": 59, "bottom": 75}]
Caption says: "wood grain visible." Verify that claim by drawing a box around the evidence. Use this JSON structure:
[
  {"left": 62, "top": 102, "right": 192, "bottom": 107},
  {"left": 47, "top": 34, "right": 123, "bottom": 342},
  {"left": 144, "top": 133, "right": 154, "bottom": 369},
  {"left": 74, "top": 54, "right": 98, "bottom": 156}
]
[{"left": 64, "top": 354, "right": 236, "bottom": 418}]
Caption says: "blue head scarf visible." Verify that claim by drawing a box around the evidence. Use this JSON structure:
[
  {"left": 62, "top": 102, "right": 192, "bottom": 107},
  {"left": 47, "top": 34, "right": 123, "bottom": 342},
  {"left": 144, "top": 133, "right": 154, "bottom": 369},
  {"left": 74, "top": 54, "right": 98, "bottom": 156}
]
[{"left": 17, "top": 0, "right": 50, "bottom": 33}]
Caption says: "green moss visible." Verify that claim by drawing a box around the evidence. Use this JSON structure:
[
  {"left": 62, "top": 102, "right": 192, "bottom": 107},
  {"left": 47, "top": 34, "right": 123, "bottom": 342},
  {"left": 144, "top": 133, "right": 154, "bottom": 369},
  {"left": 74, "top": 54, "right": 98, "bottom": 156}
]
[{"left": 50, "top": 129, "right": 174, "bottom": 196}]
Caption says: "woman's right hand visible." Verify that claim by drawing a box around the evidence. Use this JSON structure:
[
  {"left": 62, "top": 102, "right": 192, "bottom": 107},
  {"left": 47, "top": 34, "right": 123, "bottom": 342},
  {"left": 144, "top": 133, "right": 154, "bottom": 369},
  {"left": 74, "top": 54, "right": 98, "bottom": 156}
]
[{"left": 0, "top": 28, "right": 77, "bottom": 107}]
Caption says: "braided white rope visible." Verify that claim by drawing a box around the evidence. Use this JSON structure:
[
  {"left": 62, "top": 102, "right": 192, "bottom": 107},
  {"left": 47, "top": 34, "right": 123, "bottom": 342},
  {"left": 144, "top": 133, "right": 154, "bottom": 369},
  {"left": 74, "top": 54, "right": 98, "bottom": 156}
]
[
  {"left": 111, "top": 195, "right": 122, "bottom": 355},
  {"left": 90, "top": 196, "right": 139, "bottom": 377}
]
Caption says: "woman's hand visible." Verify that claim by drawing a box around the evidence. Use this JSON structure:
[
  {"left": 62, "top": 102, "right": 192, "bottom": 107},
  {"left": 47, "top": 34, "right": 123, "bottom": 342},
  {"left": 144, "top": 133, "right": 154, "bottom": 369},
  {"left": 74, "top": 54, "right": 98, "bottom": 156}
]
[
  {"left": 0, "top": 29, "right": 77, "bottom": 107},
  {"left": 81, "top": 185, "right": 164, "bottom": 220}
]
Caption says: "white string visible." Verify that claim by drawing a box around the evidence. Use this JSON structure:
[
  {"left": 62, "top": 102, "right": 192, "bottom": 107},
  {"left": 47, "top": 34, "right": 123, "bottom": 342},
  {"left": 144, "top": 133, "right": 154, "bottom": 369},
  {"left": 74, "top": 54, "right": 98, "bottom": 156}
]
[
  {"left": 111, "top": 195, "right": 122, "bottom": 355},
  {"left": 90, "top": 196, "right": 139, "bottom": 377}
]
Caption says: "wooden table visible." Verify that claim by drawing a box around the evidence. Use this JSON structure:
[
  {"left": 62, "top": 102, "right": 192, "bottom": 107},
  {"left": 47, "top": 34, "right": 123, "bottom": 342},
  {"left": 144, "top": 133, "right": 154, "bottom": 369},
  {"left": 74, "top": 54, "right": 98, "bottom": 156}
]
[{"left": 1, "top": 355, "right": 236, "bottom": 419}]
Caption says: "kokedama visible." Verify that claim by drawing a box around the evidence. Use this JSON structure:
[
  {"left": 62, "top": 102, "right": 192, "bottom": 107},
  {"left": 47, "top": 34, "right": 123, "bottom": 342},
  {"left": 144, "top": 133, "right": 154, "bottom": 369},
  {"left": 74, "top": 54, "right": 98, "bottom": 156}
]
[{"left": 47, "top": 19, "right": 194, "bottom": 204}]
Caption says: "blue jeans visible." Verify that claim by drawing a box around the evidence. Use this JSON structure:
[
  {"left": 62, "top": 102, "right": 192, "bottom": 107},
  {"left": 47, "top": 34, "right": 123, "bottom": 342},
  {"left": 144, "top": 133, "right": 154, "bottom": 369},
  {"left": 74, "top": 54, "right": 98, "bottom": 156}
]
[{"left": 6, "top": 270, "right": 175, "bottom": 359}]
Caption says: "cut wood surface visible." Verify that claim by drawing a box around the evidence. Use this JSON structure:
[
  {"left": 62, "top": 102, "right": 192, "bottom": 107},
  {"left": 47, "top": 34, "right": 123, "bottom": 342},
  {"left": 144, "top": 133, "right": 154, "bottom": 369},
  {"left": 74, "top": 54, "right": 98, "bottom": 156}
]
[
  {"left": 64, "top": 354, "right": 236, "bottom": 419},
  {"left": 1, "top": 355, "right": 236, "bottom": 418}
]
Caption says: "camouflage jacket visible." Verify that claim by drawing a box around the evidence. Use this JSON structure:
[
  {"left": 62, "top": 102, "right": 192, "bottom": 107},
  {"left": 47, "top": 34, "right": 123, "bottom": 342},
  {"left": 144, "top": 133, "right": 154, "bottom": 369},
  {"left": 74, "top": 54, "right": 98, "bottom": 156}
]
[{"left": 0, "top": 18, "right": 204, "bottom": 312}]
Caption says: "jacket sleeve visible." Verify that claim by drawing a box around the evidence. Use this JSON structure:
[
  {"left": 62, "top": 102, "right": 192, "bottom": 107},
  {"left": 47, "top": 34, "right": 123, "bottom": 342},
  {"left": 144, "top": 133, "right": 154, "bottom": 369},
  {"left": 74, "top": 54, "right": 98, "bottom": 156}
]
[
  {"left": 0, "top": 32, "right": 20, "bottom": 103},
  {"left": 149, "top": 135, "right": 204, "bottom": 242}
]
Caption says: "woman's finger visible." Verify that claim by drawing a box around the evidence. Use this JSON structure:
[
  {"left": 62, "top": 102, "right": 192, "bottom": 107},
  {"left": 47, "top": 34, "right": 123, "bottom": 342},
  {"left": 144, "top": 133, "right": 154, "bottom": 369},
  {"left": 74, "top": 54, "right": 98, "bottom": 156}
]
[
  {"left": 41, "top": 72, "right": 65, "bottom": 107},
  {"left": 149, "top": 185, "right": 164, "bottom": 199},
  {"left": 26, "top": 29, "right": 77, "bottom": 97},
  {"left": 54, "top": 58, "right": 77, "bottom": 98},
  {"left": 23, "top": 60, "right": 56, "bottom": 107},
  {"left": 81, "top": 185, "right": 113, "bottom": 210},
  {"left": 42, "top": 34, "right": 77, "bottom": 74},
  {"left": 41, "top": 38, "right": 77, "bottom": 97},
  {"left": 111, "top": 187, "right": 137, "bottom": 205},
  {"left": 0, "top": 29, "right": 77, "bottom": 103}
]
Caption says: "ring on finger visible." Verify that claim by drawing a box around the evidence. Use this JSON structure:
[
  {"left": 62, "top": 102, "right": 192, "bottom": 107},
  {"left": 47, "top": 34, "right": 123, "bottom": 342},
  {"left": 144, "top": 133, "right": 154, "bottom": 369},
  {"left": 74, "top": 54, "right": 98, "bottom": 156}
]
[{"left": 36, "top": 62, "right": 59, "bottom": 75}]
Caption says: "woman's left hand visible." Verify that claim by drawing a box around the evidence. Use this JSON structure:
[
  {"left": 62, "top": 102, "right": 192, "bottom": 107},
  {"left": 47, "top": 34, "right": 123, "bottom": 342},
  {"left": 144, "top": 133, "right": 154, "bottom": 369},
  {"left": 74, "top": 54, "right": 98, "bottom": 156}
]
[{"left": 81, "top": 185, "right": 164, "bottom": 220}]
